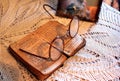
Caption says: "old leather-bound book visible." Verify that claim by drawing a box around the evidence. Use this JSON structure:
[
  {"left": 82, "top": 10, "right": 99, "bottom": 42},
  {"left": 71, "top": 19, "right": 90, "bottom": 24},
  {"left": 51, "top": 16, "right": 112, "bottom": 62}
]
[{"left": 9, "top": 21, "right": 86, "bottom": 80}]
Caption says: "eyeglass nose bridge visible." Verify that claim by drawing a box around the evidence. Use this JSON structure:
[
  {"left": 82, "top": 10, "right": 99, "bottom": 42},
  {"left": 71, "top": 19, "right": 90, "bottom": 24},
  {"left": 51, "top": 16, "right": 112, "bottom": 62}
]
[{"left": 59, "top": 30, "right": 71, "bottom": 40}]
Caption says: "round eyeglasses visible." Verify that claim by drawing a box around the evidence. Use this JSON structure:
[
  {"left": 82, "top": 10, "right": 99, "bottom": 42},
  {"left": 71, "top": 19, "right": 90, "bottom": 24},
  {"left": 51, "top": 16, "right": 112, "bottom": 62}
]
[{"left": 36, "top": 4, "right": 80, "bottom": 61}]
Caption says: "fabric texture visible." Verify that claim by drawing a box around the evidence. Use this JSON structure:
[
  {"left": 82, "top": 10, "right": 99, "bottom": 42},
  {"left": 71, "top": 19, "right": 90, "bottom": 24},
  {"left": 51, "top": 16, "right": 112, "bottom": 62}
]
[
  {"left": 46, "top": 2, "right": 120, "bottom": 81},
  {"left": 104, "top": 0, "right": 120, "bottom": 10},
  {"left": 0, "top": 0, "right": 120, "bottom": 81}
]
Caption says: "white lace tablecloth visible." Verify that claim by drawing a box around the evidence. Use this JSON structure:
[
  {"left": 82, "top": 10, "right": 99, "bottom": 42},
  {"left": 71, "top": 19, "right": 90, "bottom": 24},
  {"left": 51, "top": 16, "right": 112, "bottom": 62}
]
[{"left": 46, "top": 2, "right": 120, "bottom": 81}]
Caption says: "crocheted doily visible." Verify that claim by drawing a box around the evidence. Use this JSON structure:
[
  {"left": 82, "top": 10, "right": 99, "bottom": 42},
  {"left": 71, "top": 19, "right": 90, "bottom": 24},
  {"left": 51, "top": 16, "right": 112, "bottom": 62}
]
[
  {"left": 0, "top": 0, "right": 92, "bottom": 81},
  {"left": 46, "top": 2, "right": 120, "bottom": 81},
  {"left": 0, "top": 0, "right": 120, "bottom": 81}
]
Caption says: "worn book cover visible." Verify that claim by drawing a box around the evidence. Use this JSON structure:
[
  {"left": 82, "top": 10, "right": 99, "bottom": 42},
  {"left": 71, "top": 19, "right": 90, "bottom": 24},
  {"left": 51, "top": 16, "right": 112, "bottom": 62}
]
[{"left": 9, "top": 21, "right": 85, "bottom": 80}]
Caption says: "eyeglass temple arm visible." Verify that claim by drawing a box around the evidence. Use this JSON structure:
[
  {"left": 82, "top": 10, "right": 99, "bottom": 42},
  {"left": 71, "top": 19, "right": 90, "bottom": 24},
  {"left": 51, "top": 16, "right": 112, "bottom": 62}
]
[{"left": 43, "top": 4, "right": 56, "bottom": 19}]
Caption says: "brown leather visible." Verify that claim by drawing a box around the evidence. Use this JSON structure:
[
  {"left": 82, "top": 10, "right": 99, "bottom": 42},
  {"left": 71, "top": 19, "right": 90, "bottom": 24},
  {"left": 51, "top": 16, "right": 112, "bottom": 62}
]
[{"left": 9, "top": 21, "right": 86, "bottom": 80}]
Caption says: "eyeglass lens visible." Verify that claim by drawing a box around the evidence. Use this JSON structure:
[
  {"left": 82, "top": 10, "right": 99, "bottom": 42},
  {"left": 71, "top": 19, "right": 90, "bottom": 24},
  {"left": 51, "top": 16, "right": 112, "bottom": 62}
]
[
  {"left": 49, "top": 37, "right": 64, "bottom": 61},
  {"left": 69, "top": 16, "right": 79, "bottom": 38}
]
